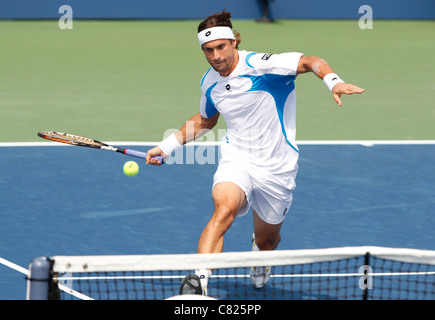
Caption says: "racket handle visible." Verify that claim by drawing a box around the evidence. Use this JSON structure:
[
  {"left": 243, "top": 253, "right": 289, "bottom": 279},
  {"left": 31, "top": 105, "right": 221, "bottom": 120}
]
[
  {"left": 151, "top": 155, "right": 165, "bottom": 164},
  {"left": 124, "top": 149, "right": 165, "bottom": 164}
]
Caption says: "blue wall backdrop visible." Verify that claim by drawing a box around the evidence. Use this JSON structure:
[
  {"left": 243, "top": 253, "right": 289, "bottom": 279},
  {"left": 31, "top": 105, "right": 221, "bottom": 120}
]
[{"left": 1, "top": 0, "right": 434, "bottom": 20}]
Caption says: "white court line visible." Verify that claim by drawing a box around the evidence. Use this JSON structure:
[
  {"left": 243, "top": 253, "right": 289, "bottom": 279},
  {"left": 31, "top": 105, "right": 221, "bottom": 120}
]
[
  {"left": 1, "top": 140, "right": 435, "bottom": 148},
  {"left": 0, "top": 257, "right": 93, "bottom": 300},
  {"left": 0, "top": 257, "right": 29, "bottom": 276}
]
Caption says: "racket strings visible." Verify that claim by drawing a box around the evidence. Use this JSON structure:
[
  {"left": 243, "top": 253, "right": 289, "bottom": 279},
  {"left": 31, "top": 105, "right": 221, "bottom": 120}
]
[{"left": 40, "top": 132, "right": 102, "bottom": 146}]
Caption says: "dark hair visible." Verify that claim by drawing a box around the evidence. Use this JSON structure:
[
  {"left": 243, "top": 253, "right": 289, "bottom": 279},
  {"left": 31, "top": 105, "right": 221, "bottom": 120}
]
[{"left": 198, "top": 10, "right": 241, "bottom": 48}]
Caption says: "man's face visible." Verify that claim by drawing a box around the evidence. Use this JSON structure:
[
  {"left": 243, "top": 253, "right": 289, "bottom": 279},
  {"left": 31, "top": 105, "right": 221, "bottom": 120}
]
[{"left": 202, "top": 39, "right": 238, "bottom": 77}]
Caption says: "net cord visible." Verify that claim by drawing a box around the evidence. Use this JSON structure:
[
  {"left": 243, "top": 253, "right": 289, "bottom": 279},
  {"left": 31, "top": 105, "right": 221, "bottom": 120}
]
[{"left": 50, "top": 246, "right": 435, "bottom": 274}]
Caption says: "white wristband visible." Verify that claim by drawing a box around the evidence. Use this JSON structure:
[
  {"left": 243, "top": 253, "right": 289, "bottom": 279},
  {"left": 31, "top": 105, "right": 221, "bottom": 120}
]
[
  {"left": 323, "top": 73, "right": 344, "bottom": 91},
  {"left": 158, "top": 133, "right": 182, "bottom": 156}
]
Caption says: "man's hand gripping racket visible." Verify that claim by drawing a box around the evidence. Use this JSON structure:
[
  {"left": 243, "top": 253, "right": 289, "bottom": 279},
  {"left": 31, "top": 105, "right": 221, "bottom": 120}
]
[
  {"left": 145, "top": 146, "right": 167, "bottom": 166},
  {"left": 38, "top": 131, "right": 165, "bottom": 164}
]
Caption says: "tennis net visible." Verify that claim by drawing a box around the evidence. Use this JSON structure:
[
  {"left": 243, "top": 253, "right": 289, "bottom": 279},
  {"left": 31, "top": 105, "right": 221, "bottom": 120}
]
[{"left": 26, "top": 246, "right": 435, "bottom": 300}]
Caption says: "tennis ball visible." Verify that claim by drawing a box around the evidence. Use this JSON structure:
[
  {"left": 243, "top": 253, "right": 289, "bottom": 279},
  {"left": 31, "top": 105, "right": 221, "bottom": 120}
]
[{"left": 123, "top": 161, "right": 139, "bottom": 177}]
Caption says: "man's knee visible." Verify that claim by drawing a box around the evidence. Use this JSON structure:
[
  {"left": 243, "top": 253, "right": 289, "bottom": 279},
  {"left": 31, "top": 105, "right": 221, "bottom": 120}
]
[
  {"left": 211, "top": 182, "right": 246, "bottom": 229},
  {"left": 211, "top": 204, "right": 238, "bottom": 230},
  {"left": 255, "top": 233, "right": 281, "bottom": 251}
]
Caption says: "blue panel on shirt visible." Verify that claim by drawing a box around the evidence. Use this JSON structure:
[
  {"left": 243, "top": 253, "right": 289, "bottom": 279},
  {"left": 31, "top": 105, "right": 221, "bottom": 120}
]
[
  {"left": 205, "top": 82, "right": 218, "bottom": 118},
  {"left": 239, "top": 74, "right": 299, "bottom": 153}
]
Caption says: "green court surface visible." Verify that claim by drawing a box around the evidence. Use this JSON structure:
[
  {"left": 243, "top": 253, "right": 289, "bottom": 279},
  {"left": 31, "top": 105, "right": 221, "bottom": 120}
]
[{"left": 0, "top": 19, "right": 434, "bottom": 142}]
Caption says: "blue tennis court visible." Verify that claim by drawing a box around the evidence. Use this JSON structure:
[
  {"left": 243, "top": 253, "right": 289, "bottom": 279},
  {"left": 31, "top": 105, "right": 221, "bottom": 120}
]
[{"left": 1, "top": 142, "right": 434, "bottom": 299}]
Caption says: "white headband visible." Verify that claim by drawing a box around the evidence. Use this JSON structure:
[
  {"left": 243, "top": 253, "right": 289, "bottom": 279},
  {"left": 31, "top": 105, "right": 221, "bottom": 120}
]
[{"left": 198, "top": 26, "right": 235, "bottom": 46}]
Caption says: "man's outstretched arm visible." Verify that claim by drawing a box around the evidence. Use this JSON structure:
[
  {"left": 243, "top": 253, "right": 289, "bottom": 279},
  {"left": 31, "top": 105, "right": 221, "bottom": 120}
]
[{"left": 297, "top": 56, "right": 365, "bottom": 106}]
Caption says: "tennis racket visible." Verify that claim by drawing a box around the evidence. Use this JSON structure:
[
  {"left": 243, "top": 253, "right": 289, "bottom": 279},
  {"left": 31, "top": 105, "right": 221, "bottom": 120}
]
[{"left": 37, "top": 131, "right": 165, "bottom": 164}]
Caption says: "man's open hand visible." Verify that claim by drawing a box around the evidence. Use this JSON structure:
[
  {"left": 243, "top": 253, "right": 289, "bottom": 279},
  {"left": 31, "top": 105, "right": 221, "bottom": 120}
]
[{"left": 332, "top": 83, "right": 365, "bottom": 106}]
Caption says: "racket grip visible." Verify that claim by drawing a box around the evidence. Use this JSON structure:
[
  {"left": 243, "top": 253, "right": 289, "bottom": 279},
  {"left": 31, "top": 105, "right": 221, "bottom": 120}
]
[
  {"left": 151, "top": 155, "right": 165, "bottom": 164},
  {"left": 124, "top": 149, "right": 165, "bottom": 164}
]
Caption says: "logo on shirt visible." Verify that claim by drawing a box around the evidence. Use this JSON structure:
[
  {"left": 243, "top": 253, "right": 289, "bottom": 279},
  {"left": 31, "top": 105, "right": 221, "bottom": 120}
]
[
  {"left": 261, "top": 53, "right": 273, "bottom": 60},
  {"left": 225, "top": 84, "right": 231, "bottom": 91}
]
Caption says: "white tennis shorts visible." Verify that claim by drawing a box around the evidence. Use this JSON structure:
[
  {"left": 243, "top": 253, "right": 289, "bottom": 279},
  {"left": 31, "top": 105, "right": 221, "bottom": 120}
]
[{"left": 212, "top": 160, "right": 297, "bottom": 225}]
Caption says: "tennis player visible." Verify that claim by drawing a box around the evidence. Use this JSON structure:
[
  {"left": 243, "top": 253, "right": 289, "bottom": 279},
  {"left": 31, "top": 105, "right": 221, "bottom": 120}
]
[{"left": 146, "top": 11, "right": 365, "bottom": 295}]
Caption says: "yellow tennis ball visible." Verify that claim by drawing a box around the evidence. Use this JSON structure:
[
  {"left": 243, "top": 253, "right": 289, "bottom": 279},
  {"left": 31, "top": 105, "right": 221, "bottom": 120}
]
[{"left": 123, "top": 161, "right": 139, "bottom": 177}]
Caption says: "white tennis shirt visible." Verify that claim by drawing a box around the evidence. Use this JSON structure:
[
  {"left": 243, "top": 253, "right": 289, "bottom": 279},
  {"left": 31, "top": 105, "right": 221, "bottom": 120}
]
[{"left": 200, "top": 50, "right": 303, "bottom": 173}]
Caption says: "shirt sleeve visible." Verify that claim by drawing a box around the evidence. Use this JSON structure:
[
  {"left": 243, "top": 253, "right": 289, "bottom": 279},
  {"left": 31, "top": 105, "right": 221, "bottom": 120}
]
[
  {"left": 200, "top": 95, "right": 210, "bottom": 118},
  {"left": 246, "top": 52, "right": 304, "bottom": 76},
  {"left": 200, "top": 88, "right": 219, "bottom": 118},
  {"left": 199, "top": 69, "right": 219, "bottom": 118}
]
